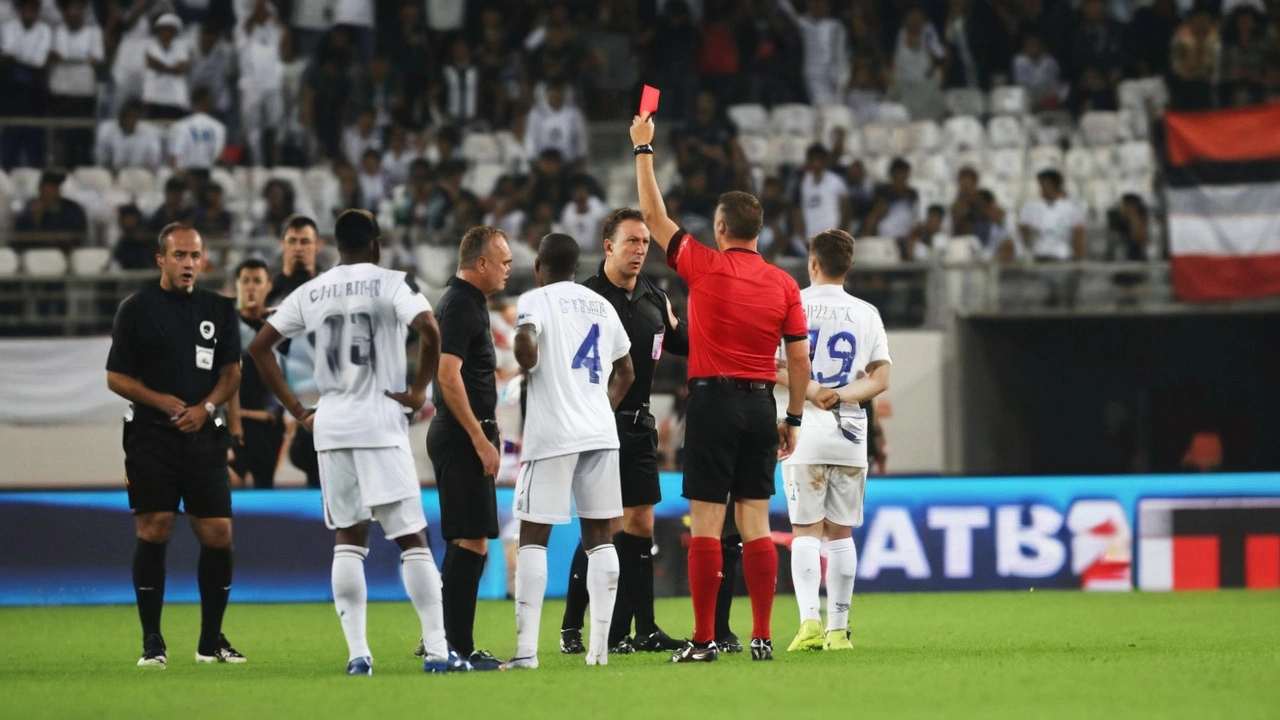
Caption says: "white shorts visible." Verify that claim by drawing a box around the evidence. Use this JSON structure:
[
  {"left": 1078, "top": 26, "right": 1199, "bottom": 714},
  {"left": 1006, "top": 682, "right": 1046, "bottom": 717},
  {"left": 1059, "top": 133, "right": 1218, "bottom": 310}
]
[
  {"left": 514, "top": 449, "right": 622, "bottom": 525},
  {"left": 783, "top": 464, "right": 867, "bottom": 528},
  {"left": 317, "top": 446, "right": 426, "bottom": 538}
]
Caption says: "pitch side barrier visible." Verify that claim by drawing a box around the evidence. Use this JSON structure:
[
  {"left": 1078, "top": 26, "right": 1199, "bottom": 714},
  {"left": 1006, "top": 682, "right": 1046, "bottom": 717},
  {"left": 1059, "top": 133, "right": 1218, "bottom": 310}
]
[{"left": 2, "top": 472, "right": 1277, "bottom": 605}]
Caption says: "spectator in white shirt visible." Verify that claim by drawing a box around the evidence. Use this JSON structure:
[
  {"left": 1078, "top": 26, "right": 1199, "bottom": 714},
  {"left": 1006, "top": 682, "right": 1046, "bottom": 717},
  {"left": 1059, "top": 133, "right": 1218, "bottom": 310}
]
[
  {"left": 891, "top": 5, "right": 947, "bottom": 120},
  {"left": 357, "top": 149, "right": 388, "bottom": 212},
  {"left": 48, "top": 0, "right": 102, "bottom": 167},
  {"left": 777, "top": 0, "right": 849, "bottom": 104},
  {"left": 341, "top": 105, "right": 381, "bottom": 168},
  {"left": 559, "top": 179, "right": 609, "bottom": 250},
  {"left": 143, "top": 13, "right": 190, "bottom": 119},
  {"left": 188, "top": 22, "right": 234, "bottom": 119},
  {"left": 333, "top": 0, "right": 375, "bottom": 64},
  {"left": 0, "top": 0, "right": 51, "bottom": 169},
  {"left": 524, "top": 80, "right": 588, "bottom": 170},
  {"left": 381, "top": 123, "right": 419, "bottom": 187},
  {"left": 168, "top": 87, "right": 227, "bottom": 170},
  {"left": 236, "top": 0, "right": 286, "bottom": 165},
  {"left": 1012, "top": 31, "right": 1065, "bottom": 112},
  {"left": 1017, "top": 169, "right": 1087, "bottom": 261},
  {"left": 96, "top": 99, "right": 164, "bottom": 170},
  {"left": 797, "top": 143, "right": 851, "bottom": 239}
]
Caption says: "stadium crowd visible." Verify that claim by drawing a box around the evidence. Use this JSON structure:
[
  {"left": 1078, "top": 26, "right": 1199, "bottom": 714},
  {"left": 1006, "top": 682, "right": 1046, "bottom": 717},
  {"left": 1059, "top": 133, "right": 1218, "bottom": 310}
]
[{"left": 1, "top": 0, "right": 1277, "bottom": 280}]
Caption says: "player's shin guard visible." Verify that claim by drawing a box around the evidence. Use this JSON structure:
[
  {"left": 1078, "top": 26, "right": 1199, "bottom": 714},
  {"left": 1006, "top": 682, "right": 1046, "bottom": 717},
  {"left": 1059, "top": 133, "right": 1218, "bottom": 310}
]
[
  {"left": 823, "top": 539, "right": 857, "bottom": 632},
  {"left": 332, "top": 545, "right": 371, "bottom": 661},
  {"left": 560, "top": 542, "right": 589, "bottom": 631},
  {"left": 515, "top": 545, "right": 548, "bottom": 659},
  {"left": 585, "top": 543, "right": 620, "bottom": 658},
  {"left": 401, "top": 547, "right": 448, "bottom": 660},
  {"left": 742, "top": 537, "right": 778, "bottom": 640},
  {"left": 132, "top": 538, "right": 167, "bottom": 641},
  {"left": 688, "top": 536, "right": 722, "bottom": 644},
  {"left": 196, "top": 546, "right": 233, "bottom": 655},
  {"left": 790, "top": 536, "right": 822, "bottom": 623}
]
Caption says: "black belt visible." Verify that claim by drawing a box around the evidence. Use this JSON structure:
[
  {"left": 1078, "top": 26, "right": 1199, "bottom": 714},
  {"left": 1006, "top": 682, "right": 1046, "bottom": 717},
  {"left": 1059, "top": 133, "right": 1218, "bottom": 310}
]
[
  {"left": 617, "top": 409, "right": 656, "bottom": 429},
  {"left": 688, "top": 377, "right": 775, "bottom": 393}
]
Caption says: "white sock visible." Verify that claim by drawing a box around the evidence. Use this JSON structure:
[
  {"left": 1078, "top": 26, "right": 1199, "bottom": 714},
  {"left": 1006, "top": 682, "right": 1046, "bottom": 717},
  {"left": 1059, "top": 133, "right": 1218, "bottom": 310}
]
[
  {"left": 824, "top": 538, "right": 858, "bottom": 632},
  {"left": 514, "top": 545, "right": 547, "bottom": 659},
  {"left": 332, "top": 545, "right": 370, "bottom": 661},
  {"left": 585, "top": 543, "right": 620, "bottom": 659},
  {"left": 791, "top": 536, "right": 822, "bottom": 624},
  {"left": 400, "top": 547, "right": 448, "bottom": 660}
]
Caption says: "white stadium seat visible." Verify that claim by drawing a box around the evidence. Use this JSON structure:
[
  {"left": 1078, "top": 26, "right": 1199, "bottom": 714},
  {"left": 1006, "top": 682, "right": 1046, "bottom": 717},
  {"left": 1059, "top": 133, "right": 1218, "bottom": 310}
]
[
  {"left": 988, "top": 86, "right": 1028, "bottom": 115},
  {"left": 955, "top": 149, "right": 984, "bottom": 176},
  {"left": 1085, "top": 177, "right": 1119, "bottom": 216},
  {"left": 944, "top": 115, "right": 985, "bottom": 151},
  {"left": 989, "top": 148, "right": 1025, "bottom": 180},
  {"left": 69, "top": 247, "right": 111, "bottom": 275},
  {"left": 910, "top": 120, "right": 943, "bottom": 153},
  {"left": 889, "top": 124, "right": 914, "bottom": 156},
  {"left": 0, "top": 246, "right": 17, "bottom": 276},
  {"left": 918, "top": 153, "right": 953, "bottom": 183},
  {"left": 861, "top": 123, "right": 893, "bottom": 155},
  {"left": 414, "top": 244, "right": 457, "bottom": 289},
  {"left": 987, "top": 115, "right": 1026, "bottom": 149},
  {"left": 463, "top": 162, "right": 504, "bottom": 198},
  {"left": 1080, "top": 111, "right": 1121, "bottom": 147},
  {"left": 1118, "top": 141, "right": 1154, "bottom": 175},
  {"left": 1089, "top": 145, "right": 1117, "bottom": 174},
  {"left": 1064, "top": 147, "right": 1096, "bottom": 183},
  {"left": 738, "top": 134, "right": 770, "bottom": 166},
  {"left": 945, "top": 235, "right": 983, "bottom": 262},
  {"left": 22, "top": 248, "right": 67, "bottom": 276},
  {"left": 135, "top": 190, "right": 164, "bottom": 216},
  {"left": 1118, "top": 172, "right": 1156, "bottom": 204},
  {"left": 1027, "top": 145, "right": 1064, "bottom": 174},
  {"left": 875, "top": 102, "right": 910, "bottom": 124},
  {"left": 267, "top": 167, "right": 304, "bottom": 189},
  {"left": 462, "top": 133, "right": 502, "bottom": 164},
  {"left": 10, "top": 168, "right": 42, "bottom": 201},
  {"left": 770, "top": 103, "right": 816, "bottom": 137},
  {"left": 817, "top": 104, "right": 856, "bottom": 145},
  {"left": 865, "top": 155, "right": 893, "bottom": 181},
  {"left": 944, "top": 88, "right": 986, "bottom": 118},
  {"left": 726, "top": 103, "right": 769, "bottom": 135},
  {"left": 768, "top": 135, "right": 809, "bottom": 168},
  {"left": 116, "top": 167, "right": 155, "bottom": 199},
  {"left": 71, "top": 167, "right": 115, "bottom": 195},
  {"left": 855, "top": 236, "right": 901, "bottom": 266}
]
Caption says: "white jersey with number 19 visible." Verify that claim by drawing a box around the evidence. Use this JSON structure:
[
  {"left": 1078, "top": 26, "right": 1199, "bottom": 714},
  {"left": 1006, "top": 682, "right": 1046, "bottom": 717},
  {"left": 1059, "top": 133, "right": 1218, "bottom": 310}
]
[
  {"left": 517, "top": 281, "right": 631, "bottom": 462},
  {"left": 268, "top": 263, "right": 432, "bottom": 452},
  {"left": 784, "top": 284, "right": 891, "bottom": 469}
]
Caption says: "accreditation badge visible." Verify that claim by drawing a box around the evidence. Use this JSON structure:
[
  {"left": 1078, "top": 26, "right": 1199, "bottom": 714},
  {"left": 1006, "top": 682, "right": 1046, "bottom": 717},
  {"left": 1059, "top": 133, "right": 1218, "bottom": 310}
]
[
  {"left": 195, "top": 345, "right": 214, "bottom": 370},
  {"left": 651, "top": 331, "right": 664, "bottom": 360}
]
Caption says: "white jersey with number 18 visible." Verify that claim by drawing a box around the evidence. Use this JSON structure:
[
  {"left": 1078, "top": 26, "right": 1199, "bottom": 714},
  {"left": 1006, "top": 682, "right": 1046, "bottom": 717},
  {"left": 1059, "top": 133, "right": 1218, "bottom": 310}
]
[
  {"left": 517, "top": 281, "right": 631, "bottom": 462},
  {"left": 268, "top": 263, "right": 432, "bottom": 452},
  {"left": 784, "top": 284, "right": 891, "bottom": 469}
]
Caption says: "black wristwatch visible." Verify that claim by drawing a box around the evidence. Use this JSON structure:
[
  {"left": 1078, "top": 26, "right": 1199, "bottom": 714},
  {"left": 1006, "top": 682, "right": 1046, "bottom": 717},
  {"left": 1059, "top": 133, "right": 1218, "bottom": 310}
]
[
  {"left": 784, "top": 412, "right": 802, "bottom": 427},
  {"left": 633, "top": 143, "right": 654, "bottom": 155}
]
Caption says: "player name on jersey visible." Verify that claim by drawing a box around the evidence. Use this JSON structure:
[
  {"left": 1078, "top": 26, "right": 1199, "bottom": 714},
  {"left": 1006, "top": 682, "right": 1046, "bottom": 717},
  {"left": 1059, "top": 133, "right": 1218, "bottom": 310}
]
[{"left": 308, "top": 279, "right": 384, "bottom": 303}]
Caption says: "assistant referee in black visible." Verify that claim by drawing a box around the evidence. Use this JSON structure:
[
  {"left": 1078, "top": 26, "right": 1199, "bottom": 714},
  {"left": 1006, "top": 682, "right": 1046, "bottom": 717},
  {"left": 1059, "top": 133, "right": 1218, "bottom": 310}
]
[
  {"left": 106, "top": 223, "right": 245, "bottom": 667},
  {"left": 558, "top": 207, "right": 689, "bottom": 655}
]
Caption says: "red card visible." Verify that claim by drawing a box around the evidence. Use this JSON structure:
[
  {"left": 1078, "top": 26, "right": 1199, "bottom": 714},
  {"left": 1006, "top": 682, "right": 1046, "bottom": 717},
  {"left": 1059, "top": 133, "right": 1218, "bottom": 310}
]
[{"left": 640, "top": 85, "right": 660, "bottom": 115}]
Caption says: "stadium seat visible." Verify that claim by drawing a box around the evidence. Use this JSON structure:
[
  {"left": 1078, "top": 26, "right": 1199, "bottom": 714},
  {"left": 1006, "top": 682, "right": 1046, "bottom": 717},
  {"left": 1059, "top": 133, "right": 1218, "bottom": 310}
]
[
  {"left": 989, "top": 148, "right": 1025, "bottom": 180},
  {"left": 726, "top": 103, "right": 769, "bottom": 135},
  {"left": 1064, "top": 147, "right": 1096, "bottom": 183},
  {"left": 988, "top": 179, "right": 1020, "bottom": 209},
  {"left": 10, "top": 168, "right": 42, "bottom": 202},
  {"left": 889, "top": 124, "right": 914, "bottom": 156},
  {"left": 0, "top": 246, "right": 17, "bottom": 276},
  {"left": 955, "top": 149, "right": 984, "bottom": 176},
  {"left": 69, "top": 247, "right": 111, "bottom": 275},
  {"left": 268, "top": 167, "right": 304, "bottom": 190},
  {"left": 861, "top": 123, "right": 893, "bottom": 155},
  {"left": 1027, "top": 145, "right": 1064, "bottom": 174},
  {"left": 987, "top": 115, "right": 1026, "bottom": 149},
  {"left": 135, "top": 190, "right": 164, "bottom": 216},
  {"left": 738, "top": 134, "right": 770, "bottom": 166},
  {"left": 414, "top": 244, "right": 457, "bottom": 288},
  {"left": 1021, "top": 175, "right": 1044, "bottom": 205},
  {"left": 910, "top": 120, "right": 943, "bottom": 153},
  {"left": 1089, "top": 145, "right": 1117, "bottom": 174},
  {"left": 1080, "top": 111, "right": 1121, "bottom": 147},
  {"left": 988, "top": 86, "right": 1029, "bottom": 115},
  {"left": 875, "top": 102, "right": 910, "bottom": 124},
  {"left": 1118, "top": 141, "right": 1154, "bottom": 176},
  {"left": 865, "top": 155, "right": 893, "bottom": 181},
  {"left": 116, "top": 167, "right": 155, "bottom": 199},
  {"left": 817, "top": 104, "right": 856, "bottom": 139},
  {"left": 1118, "top": 108, "right": 1148, "bottom": 140},
  {"left": 461, "top": 133, "right": 502, "bottom": 164},
  {"left": 855, "top": 236, "right": 900, "bottom": 266},
  {"left": 22, "top": 248, "right": 67, "bottom": 276},
  {"left": 1118, "top": 172, "right": 1156, "bottom": 203},
  {"left": 768, "top": 135, "right": 809, "bottom": 168},
  {"left": 944, "top": 88, "right": 986, "bottom": 118},
  {"left": 1117, "top": 79, "right": 1147, "bottom": 114},
  {"left": 943, "top": 116, "right": 985, "bottom": 151},
  {"left": 209, "top": 167, "right": 240, "bottom": 200},
  {"left": 606, "top": 177, "right": 633, "bottom": 208},
  {"left": 1084, "top": 177, "right": 1119, "bottom": 217},
  {"left": 71, "top": 167, "right": 115, "bottom": 195},
  {"left": 770, "top": 103, "right": 816, "bottom": 137},
  {"left": 464, "top": 162, "right": 504, "bottom": 198},
  {"left": 945, "top": 235, "right": 983, "bottom": 262},
  {"left": 918, "top": 153, "right": 953, "bottom": 183}
]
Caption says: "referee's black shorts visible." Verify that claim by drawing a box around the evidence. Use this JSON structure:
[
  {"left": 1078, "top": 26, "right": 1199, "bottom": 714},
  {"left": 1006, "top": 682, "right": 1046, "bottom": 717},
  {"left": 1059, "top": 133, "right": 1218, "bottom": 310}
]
[
  {"left": 427, "top": 418, "right": 499, "bottom": 541},
  {"left": 123, "top": 420, "right": 233, "bottom": 518},
  {"left": 681, "top": 378, "right": 779, "bottom": 503},
  {"left": 617, "top": 412, "right": 661, "bottom": 508}
]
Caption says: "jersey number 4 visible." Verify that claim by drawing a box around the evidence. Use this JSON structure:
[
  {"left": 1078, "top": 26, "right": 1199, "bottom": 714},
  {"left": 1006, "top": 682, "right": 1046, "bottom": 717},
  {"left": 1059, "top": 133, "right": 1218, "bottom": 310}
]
[
  {"left": 323, "top": 313, "right": 376, "bottom": 373},
  {"left": 808, "top": 328, "right": 856, "bottom": 386},
  {"left": 572, "top": 323, "right": 602, "bottom": 384}
]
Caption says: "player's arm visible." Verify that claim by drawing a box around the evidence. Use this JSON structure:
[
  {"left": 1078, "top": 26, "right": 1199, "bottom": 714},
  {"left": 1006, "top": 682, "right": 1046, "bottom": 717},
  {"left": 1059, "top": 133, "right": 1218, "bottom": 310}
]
[
  {"left": 386, "top": 310, "right": 440, "bottom": 412},
  {"left": 248, "top": 322, "right": 312, "bottom": 427},
  {"left": 438, "top": 351, "right": 500, "bottom": 477},
  {"left": 226, "top": 392, "right": 244, "bottom": 444},
  {"left": 607, "top": 354, "right": 634, "bottom": 412},
  {"left": 775, "top": 363, "right": 839, "bottom": 410},
  {"left": 632, "top": 113, "right": 680, "bottom": 253},
  {"left": 661, "top": 294, "right": 689, "bottom": 357},
  {"left": 833, "top": 360, "right": 891, "bottom": 405},
  {"left": 779, "top": 336, "right": 811, "bottom": 460},
  {"left": 107, "top": 372, "right": 187, "bottom": 418},
  {"left": 513, "top": 324, "right": 538, "bottom": 371}
]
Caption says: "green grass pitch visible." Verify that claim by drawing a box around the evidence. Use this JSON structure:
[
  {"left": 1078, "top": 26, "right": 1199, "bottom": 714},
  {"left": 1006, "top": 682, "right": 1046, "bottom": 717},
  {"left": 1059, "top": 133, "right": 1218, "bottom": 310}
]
[{"left": 2, "top": 592, "right": 1277, "bottom": 719}]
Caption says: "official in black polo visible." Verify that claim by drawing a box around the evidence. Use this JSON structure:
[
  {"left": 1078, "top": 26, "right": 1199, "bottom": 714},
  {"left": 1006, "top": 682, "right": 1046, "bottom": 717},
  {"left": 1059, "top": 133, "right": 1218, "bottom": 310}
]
[
  {"left": 268, "top": 215, "right": 322, "bottom": 488},
  {"left": 558, "top": 208, "right": 689, "bottom": 655},
  {"left": 424, "top": 224, "right": 513, "bottom": 671},
  {"left": 105, "top": 223, "right": 245, "bottom": 668},
  {"left": 227, "top": 259, "right": 286, "bottom": 489}
]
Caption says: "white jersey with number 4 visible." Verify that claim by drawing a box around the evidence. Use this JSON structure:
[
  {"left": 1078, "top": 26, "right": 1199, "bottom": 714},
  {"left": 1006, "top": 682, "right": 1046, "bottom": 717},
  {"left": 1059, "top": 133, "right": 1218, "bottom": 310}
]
[
  {"left": 268, "top": 263, "right": 432, "bottom": 452},
  {"left": 784, "top": 284, "right": 891, "bottom": 468},
  {"left": 517, "top": 281, "right": 630, "bottom": 462}
]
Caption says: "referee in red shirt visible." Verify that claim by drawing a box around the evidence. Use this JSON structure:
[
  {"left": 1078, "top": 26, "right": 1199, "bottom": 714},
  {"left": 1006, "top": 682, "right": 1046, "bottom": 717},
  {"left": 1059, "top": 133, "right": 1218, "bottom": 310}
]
[{"left": 631, "top": 113, "right": 812, "bottom": 663}]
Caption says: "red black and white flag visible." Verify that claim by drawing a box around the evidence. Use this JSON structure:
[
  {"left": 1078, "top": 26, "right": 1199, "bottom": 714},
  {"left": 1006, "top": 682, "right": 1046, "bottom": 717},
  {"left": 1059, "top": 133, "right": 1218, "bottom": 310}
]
[{"left": 1162, "top": 103, "right": 1280, "bottom": 301}]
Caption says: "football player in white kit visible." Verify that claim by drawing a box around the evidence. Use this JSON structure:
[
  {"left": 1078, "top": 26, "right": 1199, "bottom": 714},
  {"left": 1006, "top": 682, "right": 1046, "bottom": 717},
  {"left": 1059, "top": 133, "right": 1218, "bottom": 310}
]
[
  {"left": 776, "top": 229, "right": 891, "bottom": 652},
  {"left": 506, "top": 233, "right": 635, "bottom": 669},
  {"left": 247, "top": 210, "right": 468, "bottom": 675}
]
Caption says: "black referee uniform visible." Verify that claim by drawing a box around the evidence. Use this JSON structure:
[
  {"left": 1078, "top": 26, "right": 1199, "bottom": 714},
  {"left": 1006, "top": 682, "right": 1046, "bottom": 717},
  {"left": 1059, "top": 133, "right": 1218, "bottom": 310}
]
[
  {"left": 229, "top": 312, "right": 287, "bottom": 488},
  {"left": 426, "top": 276, "right": 501, "bottom": 660},
  {"left": 561, "top": 263, "right": 688, "bottom": 649}
]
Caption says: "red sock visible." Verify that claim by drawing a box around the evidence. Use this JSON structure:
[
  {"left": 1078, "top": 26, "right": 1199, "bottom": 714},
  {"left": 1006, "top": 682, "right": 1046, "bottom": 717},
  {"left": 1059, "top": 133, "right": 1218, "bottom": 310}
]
[
  {"left": 742, "top": 537, "right": 778, "bottom": 640},
  {"left": 688, "top": 536, "right": 722, "bottom": 644}
]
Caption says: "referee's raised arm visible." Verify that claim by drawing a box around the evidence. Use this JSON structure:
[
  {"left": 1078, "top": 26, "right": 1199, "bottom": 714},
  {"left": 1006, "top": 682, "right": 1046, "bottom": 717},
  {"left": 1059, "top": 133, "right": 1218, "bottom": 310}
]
[{"left": 631, "top": 113, "right": 680, "bottom": 253}]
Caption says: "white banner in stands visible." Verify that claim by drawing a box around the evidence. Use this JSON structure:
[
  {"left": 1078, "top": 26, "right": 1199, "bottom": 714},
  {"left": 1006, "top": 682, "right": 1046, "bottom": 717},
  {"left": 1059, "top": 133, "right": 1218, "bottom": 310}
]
[{"left": 0, "top": 337, "right": 126, "bottom": 424}]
